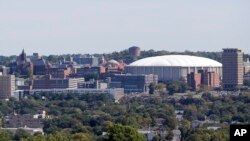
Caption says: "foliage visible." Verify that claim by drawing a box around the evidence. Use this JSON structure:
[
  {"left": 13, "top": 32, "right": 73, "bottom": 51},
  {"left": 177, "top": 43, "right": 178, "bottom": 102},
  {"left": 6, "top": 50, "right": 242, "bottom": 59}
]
[
  {"left": 1, "top": 93, "right": 177, "bottom": 140},
  {"left": 166, "top": 81, "right": 189, "bottom": 95},
  {"left": 14, "top": 129, "right": 31, "bottom": 141},
  {"left": 0, "top": 130, "right": 12, "bottom": 141},
  {"left": 185, "top": 128, "right": 229, "bottom": 141},
  {"left": 105, "top": 124, "right": 146, "bottom": 141},
  {"left": 2, "top": 84, "right": 250, "bottom": 140},
  {"left": 149, "top": 83, "right": 155, "bottom": 94},
  {"left": 243, "top": 79, "right": 250, "bottom": 86}
]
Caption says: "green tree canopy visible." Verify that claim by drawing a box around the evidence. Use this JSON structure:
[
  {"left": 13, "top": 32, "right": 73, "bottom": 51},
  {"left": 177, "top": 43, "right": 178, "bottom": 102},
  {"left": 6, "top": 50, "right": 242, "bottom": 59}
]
[{"left": 106, "top": 124, "right": 146, "bottom": 141}]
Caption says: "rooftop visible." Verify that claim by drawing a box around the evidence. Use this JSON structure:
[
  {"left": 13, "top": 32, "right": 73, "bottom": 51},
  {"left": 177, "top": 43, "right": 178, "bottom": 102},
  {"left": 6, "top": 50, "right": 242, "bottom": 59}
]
[{"left": 129, "top": 55, "right": 222, "bottom": 67}]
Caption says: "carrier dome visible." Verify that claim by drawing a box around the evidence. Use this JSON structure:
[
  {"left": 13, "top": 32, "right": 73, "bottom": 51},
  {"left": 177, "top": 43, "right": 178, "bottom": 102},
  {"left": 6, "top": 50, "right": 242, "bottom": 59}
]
[{"left": 129, "top": 55, "right": 222, "bottom": 67}]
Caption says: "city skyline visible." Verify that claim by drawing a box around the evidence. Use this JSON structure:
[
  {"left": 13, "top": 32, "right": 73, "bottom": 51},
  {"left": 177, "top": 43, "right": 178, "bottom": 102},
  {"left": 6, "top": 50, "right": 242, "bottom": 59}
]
[{"left": 1, "top": 0, "right": 250, "bottom": 56}]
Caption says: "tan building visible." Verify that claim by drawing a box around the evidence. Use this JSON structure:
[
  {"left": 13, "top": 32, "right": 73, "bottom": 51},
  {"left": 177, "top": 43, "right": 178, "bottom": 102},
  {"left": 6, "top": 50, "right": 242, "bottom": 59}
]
[
  {"left": 244, "top": 58, "right": 250, "bottom": 75},
  {"left": 0, "top": 74, "right": 15, "bottom": 99},
  {"left": 222, "top": 48, "right": 243, "bottom": 90}
]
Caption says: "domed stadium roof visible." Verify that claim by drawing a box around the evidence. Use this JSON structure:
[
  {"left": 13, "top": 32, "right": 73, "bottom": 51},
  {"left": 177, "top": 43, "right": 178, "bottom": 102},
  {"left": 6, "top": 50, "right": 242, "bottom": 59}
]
[
  {"left": 129, "top": 55, "right": 222, "bottom": 67},
  {"left": 108, "top": 59, "right": 119, "bottom": 65}
]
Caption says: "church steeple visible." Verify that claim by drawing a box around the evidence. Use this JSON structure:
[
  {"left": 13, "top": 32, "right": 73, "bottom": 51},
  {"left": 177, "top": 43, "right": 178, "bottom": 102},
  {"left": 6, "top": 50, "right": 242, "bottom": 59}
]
[{"left": 20, "top": 49, "right": 27, "bottom": 61}]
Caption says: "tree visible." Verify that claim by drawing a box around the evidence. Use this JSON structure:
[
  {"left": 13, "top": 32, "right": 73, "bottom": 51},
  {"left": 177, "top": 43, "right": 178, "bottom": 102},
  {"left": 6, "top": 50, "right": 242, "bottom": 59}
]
[
  {"left": 71, "top": 132, "right": 95, "bottom": 141},
  {"left": 180, "top": 119, "right": 191, "bottom": 140},
  {"left": 52, "top": 131, "right": 71, "bottom": 141},
  {"left": 167, "top": 83, "right": 179, "bottom": 95},
  {"left": 155, "top": 83, "right": 166, "bottom": 91},
  {"left": 27, "top": 67, "right": 33, "bottom": 80},
  {"left": 14, "top": 129, "right": 31, "bottom": 140},
  {"left": 21, "top": 134, "right": 46, "bottom": 141},
  {"left": 149, "top": 83, "right": 155, "bottom": 94},
  {"left": 165, "top": 131, "right": 173, "bottom": 141},
  {"left": 0, "top": 130, "right": 12, "bottom": 141},
  {"left": 244, "top": 79, "right": 250, "bottom": 86},
  {"left": 106, "top": 124, "right": 146, "bottom": 141}
]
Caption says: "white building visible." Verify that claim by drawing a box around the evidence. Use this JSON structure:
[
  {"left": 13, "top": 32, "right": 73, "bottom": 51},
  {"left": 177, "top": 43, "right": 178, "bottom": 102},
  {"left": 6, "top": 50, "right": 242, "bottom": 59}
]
[{"left": 125, "top": 55, "right": 222, "bottom": 82}]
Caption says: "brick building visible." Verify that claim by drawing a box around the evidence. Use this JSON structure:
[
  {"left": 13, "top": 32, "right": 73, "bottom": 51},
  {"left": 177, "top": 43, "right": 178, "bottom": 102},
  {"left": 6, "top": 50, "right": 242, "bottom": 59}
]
[
  {"left": 32, "top": 75, "right": 84, "bottom": 89},
  {"left": 187, "top": 70, "right": 220, "bottom": 90}
]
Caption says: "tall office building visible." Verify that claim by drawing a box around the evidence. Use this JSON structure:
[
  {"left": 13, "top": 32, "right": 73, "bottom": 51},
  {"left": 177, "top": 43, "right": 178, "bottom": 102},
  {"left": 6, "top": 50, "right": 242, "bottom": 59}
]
[
  {"left": 222, "top": 48, "right": 243, "bottom": 90},
  {"left": 0, "top": 74, "right": 15, "bottom": 99}
]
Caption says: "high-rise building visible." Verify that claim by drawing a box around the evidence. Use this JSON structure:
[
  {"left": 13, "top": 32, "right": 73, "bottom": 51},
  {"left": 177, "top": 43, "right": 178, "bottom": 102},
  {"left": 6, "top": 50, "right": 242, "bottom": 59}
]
[
  {"left": 222, "top": 48, "right": 243, "bottom": 90},
  {"left": 0, "top": 74, "right": 15, "bottom": 99}
]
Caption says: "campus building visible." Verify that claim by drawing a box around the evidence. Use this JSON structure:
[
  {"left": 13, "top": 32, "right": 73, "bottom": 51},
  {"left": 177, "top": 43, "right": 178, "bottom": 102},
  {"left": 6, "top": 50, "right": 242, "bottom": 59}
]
[
  {"left": 222, "top": 48, "right": 243, "bottom": 90},
  {"left": 109, "top": 74, "right": 158, "bottom": 93},
  {"left": 0, "top": 74, "right": 15, "bottom": 99}
]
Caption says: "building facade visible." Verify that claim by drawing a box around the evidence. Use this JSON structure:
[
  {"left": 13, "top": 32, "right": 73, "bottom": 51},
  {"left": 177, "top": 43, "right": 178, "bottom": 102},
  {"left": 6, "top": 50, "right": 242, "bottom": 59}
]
[
  {"left": 32, "top": 75, "right": 84, "bottom": 89},
  {"left": 76, "top": 66, "right": 105, "bottom": 77},
  {"left": 0, "top": 74, "right": 15, "bottom": 99},
  {"left": 27, "top": 88, "right": 124, "bottom": 101},
  {"left": 187, "top": 70, "right": 220, "bottom": 90},
  {"left": 222, "top": 48, "right": 243, "bottom": 90},
  {"left": 109, "top": 74, "right": 158, "bottom": 93},
  {"left": 73, "top": 55, "right": 99, "bottom": 66},
  {"left": 5, "top": 111, "right": 46, "bottom": 128},
  {"left": 0, "top": 66, "right": 10, "bottom": 75},
  {"left": 244, "top": 58, "right": 250, "bottom": 75},
  {"left": 49, "top": 66, "right": 72, "bottom": 78},
  {"left": 125, "top": 55, "right": 222, "bottom": 82}
]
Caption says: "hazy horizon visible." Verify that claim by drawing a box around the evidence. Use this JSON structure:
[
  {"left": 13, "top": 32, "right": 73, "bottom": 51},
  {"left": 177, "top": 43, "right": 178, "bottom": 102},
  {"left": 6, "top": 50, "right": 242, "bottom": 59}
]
[{"left": 1, "top": 0, "right": 250, "bottom": 56}]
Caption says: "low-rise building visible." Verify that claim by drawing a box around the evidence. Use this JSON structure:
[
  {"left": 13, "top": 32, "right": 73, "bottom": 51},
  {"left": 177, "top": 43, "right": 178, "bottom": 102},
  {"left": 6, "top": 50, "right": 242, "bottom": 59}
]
[
  {"left": 109, "top": 74, "right": 158, "bottom": 93},
  {"left": 5, "top": 111, "right": 46, "bottom": 128},
  {"left": 78, "top": 79, "right": 108, "bottom": 89},
  {"left": 187, "top": 69, "right": 220, "bottom": 90},
  {"left": 28, "top": 88, "right": 124, "bottom": 101},
  {"left": 76, "top": 66, "right": 105, "bottom": 77},
  {"left": 73, "top": 55, "right": 99, "bottom": 66},
  {"left": 0, "top": 127, "right": 44, "bottom": 135},
  {"left": 32, "top": 75, "right": 84, "bottom": 89},
  {"left": 49, "top": 66, "right": 72, "bottom": 78},
  {"left": 30, "top": 53, "right": 51, "bottom": 75}
]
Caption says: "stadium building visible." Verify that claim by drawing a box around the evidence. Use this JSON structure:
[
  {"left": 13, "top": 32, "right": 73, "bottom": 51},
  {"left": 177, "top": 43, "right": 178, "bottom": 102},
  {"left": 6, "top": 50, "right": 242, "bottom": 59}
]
[{"left": 125, "top": 55, "right": 222, "bottom": 82}]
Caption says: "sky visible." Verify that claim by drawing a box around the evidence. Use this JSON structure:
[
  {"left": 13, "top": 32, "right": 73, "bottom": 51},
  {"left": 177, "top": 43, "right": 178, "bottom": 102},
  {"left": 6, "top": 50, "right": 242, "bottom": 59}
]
[{"left": 0, "top": 0, "right": 250, "bottom": 56}]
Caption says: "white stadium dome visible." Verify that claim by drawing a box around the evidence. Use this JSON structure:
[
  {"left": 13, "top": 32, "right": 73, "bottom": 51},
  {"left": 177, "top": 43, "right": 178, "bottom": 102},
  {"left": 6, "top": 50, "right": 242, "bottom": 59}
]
[
  {"left": 129, "top": 55, "right": 222, "bottom": 67},
  {"left": 125, "top": 55, "right": 222, "bottom": 81}
]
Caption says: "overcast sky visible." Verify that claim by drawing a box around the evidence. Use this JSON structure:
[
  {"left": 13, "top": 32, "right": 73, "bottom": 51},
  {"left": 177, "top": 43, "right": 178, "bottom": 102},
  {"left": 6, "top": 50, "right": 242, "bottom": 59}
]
[{"left": 0, "top": 0, "right": 250, "bottom": 56}]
